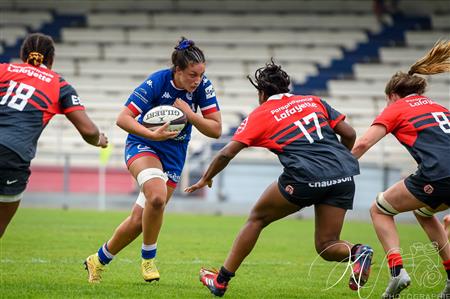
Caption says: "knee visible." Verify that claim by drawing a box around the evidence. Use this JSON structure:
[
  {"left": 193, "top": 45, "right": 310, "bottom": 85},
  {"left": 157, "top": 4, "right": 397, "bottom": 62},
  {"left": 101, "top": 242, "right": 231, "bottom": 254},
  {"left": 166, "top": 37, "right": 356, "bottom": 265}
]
[
  {"left": 369, "top": 202, "right": 378, "bottom": 219},
  {"left": 143, "top": 191, "right": 166, "bottom": 210},
  {"left": 247, "top": 213, "right": 269, "bottom": 230}
]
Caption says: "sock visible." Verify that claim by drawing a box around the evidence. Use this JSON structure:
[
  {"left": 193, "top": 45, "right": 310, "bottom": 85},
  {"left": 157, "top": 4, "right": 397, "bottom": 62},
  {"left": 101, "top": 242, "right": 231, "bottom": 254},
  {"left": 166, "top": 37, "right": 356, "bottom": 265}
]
[
  {"left": 97, "top": 242, "right": 114, "bottom": 265},
  {"left": 387, "top": 252, "right": 403, "bottom": 277},
  {"left": 350, "top": 244, "right": 362, "bottom": 261},
  {"left": 442, "top": 259, "right": 450, "bottom": 280},
  {"left": 142, "top": 243, "right": 157, "bottom": 259},
  {"left": 216, "top": 266, "right": 235, "bottom": 284}
]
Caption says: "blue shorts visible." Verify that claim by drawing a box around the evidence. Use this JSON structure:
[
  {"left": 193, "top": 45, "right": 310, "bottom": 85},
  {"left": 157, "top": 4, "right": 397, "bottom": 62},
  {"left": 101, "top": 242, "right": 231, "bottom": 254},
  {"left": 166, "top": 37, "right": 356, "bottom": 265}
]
[
  {"left": 404, "top": 173, "right": 450, "bottom": 209},
  {"left": 125, "top": 139, "right": 188, "bottom": 188}
]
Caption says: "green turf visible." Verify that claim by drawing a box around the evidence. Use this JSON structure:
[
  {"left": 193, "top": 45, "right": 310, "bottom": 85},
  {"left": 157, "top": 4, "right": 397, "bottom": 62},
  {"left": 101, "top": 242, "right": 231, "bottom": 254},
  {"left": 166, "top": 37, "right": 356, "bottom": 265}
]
[{"left": 0, "top": 208, "right": 446, "bottom": 298}]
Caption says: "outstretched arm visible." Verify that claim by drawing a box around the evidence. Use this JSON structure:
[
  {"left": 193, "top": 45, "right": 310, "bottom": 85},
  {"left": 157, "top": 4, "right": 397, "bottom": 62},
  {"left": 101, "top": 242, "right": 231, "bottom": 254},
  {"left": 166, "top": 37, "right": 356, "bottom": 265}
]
[
  {"left": 351, "top": 124, "right": 387, "bottom": 159},
  {"left": 65, "top": 110, "right": 108, "bottom": 147},
  {"left": 185, "top": 141, "right": 246, "bottom": 192}
]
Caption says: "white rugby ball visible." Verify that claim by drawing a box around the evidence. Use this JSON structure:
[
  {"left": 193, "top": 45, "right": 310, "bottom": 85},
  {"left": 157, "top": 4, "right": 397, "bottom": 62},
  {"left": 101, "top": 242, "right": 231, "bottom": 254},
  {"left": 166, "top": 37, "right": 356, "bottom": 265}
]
[{"left": 142, "top": 105, "right": 187, "bottom": 132}]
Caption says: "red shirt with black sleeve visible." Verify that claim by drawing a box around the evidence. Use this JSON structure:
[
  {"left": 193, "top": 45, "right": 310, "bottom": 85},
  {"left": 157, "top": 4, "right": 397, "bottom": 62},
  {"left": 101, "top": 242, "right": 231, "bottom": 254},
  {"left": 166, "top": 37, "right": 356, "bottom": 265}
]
[
  {"left": 232, "top": 93, "right": 359, "bottom": 183},
  {"left": 0, "top": 63, "right": 85, "bottom": 162},
  {"left": 373, "top": 94, "right": 450, "bottom": 180}
]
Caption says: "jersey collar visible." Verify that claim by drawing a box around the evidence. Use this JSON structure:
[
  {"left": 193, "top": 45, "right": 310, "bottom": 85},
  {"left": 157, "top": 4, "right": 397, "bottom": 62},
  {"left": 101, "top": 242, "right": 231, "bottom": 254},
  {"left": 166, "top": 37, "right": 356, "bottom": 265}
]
[
  {"left": 267, "top": 93, "right": 294, "bottom": 101},
  {"left": 170, "top": 80, "right": 185, "bottom": 91}
]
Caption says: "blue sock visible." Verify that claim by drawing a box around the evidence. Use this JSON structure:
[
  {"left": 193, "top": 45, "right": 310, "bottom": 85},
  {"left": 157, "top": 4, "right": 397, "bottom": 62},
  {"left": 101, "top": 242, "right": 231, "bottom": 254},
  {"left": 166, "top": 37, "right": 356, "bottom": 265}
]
[
  {"left": 142, "top": 243, "right": 157, "bottom": 259},
  {"left": 97, "top": 243, "right": 114, "bottom": 265}
]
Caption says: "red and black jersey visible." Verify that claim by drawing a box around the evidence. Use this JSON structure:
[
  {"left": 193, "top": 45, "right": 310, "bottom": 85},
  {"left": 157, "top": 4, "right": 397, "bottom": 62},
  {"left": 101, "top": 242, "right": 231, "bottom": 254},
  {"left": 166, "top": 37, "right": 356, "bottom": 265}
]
[
  {"left": 0, "top": 63, "right": 84, "bottom": 162},
  {"left": 373, "top": 94, "right": 450, "bottom": 180},
  {"left": 232, "top": 93, "right": 359, "bottom": 183}
]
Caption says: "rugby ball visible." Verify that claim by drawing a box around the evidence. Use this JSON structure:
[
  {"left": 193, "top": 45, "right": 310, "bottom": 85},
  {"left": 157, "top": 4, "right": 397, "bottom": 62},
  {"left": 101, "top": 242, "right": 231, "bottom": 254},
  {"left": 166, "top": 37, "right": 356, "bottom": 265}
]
[{"left": 142, "top": 105, "right": 187, "bottom": 132}]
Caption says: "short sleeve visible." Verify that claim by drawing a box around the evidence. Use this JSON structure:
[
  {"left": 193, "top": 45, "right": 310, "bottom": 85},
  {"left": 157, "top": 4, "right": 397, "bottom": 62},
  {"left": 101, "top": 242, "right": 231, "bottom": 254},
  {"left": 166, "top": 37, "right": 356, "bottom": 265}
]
[
  {"left": 319, "top": 99, "right": 345, "bottom": 129},
  {"left": 372, "top": 105, "right": 401, "bottom": 133},
  {"left": 232, "top": 113, "right": 265, "bottom": 147},
  {"left": 196, "top": 76, "right": 220, "bottom": 115},
  {"left": 125, "top": 77, "right": 155, "bottom": 116},
  {"left": 59, "top": 77, "right": 85, "bottom": 114}
]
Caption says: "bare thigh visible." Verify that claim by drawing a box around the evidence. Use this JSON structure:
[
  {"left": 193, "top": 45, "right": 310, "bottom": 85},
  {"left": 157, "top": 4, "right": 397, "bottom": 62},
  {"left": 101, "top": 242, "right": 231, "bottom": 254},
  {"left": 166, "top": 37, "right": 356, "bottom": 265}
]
[
  {"left": 248, "top": 182, "right": 300, "bottom": 225},
  {"left": 383, "top": 180, "right": 430, "bottom": 212},
  {"left": 128, "top": 156, "right": 163, "bottom": 179}
]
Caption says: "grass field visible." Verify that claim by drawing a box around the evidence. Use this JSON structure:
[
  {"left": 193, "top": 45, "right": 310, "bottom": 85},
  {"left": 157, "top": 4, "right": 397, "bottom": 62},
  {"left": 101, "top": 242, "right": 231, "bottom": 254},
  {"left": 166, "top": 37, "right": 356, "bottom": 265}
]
[{"left": 0, "top": 208, "right": 446, "bottom": 298}]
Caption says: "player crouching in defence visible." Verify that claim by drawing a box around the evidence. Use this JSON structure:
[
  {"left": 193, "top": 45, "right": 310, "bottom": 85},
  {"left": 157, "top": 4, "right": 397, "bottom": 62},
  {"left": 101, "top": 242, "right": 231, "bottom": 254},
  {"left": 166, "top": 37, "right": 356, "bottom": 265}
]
[
  {"left": 351, "top": 40, "right": 450, "bottom": 299},
  {"left": 185, "top": 60, "right": 373, "bottom": 296}
]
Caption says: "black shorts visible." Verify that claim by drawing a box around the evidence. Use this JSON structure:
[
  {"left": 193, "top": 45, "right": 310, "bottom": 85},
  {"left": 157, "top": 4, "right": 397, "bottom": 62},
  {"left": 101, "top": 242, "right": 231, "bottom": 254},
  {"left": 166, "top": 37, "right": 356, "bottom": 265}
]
[
  {"left": 0, "top": 145, "right": 31, "bottom": 195},
  {"left": 404, "top": 173, "right": 450, "bottom": 209},
  {"left": 278, "top": 172, "right": 355, "bottom": 210}
]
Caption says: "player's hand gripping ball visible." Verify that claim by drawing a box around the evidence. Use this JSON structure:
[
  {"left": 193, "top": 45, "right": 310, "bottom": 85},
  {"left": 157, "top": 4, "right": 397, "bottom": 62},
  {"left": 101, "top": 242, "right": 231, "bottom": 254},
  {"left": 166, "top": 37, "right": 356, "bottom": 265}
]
[{"left": 142, "top": 105, "right": 187, "bottom": 132}]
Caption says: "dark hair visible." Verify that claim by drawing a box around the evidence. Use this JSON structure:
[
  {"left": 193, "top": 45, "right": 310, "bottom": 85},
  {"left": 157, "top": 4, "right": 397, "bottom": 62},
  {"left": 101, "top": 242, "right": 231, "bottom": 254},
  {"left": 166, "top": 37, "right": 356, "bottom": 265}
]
[
  {"left": 385, "top": 40, "right": 450, "bottom": 97},
  {"left": 247, "top": 59, "right": 290, "bottom": 97},
  {"left": 20, "top": 33, "right": 55, "bottom": 67},
  {"left": 171, "top": 37, "right": 205, "bottom": 70}
]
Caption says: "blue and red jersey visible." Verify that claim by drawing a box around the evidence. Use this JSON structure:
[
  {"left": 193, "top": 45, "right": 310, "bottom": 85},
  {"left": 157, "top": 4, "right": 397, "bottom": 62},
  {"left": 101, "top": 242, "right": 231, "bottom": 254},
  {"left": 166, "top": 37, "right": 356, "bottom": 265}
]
[
  {"left": 373, "top": 94, "right": 450, "bottom": 180},
  {"left": 124, "top": 68, "right": 220, "bottom": 145},
  {"left": 232, "top": 93, "right": 359, "bottom": 183},
  {"left": 0, "top": 63, "right": 84, "bottom": 162},
  {"left": 123, "top": 69, "right": 220, "bottom": 181}
]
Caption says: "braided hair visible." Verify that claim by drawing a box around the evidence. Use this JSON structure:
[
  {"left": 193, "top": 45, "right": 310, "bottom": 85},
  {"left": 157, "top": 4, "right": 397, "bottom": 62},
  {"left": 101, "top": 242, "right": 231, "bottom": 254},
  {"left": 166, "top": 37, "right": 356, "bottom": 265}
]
[
  {"left": 20, "top": 33, "right": 55, "bottom": 68},
  {"left": 247, "top": 59, "right": 290, "bottom": 98},
  {"left": 171, "top": 37, "right": 205, "bottom": 70}
]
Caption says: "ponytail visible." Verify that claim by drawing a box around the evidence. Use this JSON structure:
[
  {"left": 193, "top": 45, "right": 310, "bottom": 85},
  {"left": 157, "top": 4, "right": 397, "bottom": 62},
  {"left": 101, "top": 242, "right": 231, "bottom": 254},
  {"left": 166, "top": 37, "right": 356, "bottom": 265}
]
[
  {"left": 408, "top": 40, "right": 450, "bottom": 76},
  {"left": 20, "top": 33, "right": 55, "bottom": 68},
  {"left": 385, "top": 40, "right": 450, "bottom": 97},
  {"left": 26, "top": 52, "right": 44, "bottom": 67}
]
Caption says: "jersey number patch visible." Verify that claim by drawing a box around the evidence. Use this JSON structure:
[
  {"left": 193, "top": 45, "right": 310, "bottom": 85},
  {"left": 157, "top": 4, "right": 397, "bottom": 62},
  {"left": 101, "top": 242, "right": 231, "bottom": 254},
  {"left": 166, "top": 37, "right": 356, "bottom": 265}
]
[
  {"left": 293, "top": 112, "right": 324, "bottom": 143},
  {"left": 0, "top": 80, "right": 35, "bottom": 111},
  {"left": 432, "top": 112, "right": 450, "bottom": 133}
]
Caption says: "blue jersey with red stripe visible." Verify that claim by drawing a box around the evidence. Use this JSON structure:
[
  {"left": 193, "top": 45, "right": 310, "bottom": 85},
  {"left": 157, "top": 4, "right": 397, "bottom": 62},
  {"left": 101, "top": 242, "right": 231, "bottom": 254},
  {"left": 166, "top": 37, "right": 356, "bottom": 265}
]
[
  {"left": 232, "top": 93, "right": 359, "bottom": 183},
  {"left": 124, "top": 68, "right": 219, "bottom": 146},
  {"left": 0, "top": 63, "right": 84, "bottom": 162},
  {"left": 373, "top": 94, "right": 450, "bottom": 180}
]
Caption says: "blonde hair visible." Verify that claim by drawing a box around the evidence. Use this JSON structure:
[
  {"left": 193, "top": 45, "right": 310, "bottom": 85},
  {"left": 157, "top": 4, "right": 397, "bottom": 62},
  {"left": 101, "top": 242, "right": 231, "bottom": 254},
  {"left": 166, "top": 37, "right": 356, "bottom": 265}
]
[
  {"left": 385, "top": 40, "right": 450, "bottom": 97},
  {"left": 26, "top": 52, "right": 44, "bottom": 67}
]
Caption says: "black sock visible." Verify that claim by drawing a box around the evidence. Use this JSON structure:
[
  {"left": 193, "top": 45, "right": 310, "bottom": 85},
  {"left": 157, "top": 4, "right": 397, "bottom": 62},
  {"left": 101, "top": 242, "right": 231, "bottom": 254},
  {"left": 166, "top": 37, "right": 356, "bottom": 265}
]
[
  {"left": 350, "top": 244, "right": 362, "bottom": 261},
  {"left": 216, "top": 266, "right": 235, "bottom": 284},
  {"left": 390, "top": 265, "right": 403, "bottom": 277}
]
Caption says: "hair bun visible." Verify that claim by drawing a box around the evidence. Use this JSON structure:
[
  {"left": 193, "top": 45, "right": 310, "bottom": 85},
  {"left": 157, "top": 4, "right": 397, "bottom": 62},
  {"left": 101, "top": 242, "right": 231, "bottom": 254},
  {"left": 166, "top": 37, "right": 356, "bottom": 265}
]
[
  {"left": 175, "top": 39, "right": 194, "bottom": 50},
  {"left": 26, "top": 52, "right": 44, "bottom": 67}
]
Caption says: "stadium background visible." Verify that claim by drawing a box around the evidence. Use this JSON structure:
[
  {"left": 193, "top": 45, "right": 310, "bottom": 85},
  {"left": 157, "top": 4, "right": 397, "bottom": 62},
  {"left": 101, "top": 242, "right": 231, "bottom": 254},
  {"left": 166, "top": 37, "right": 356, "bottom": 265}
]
[{"left": 0, "top": 0, "right": 449, "bottom": 220}]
